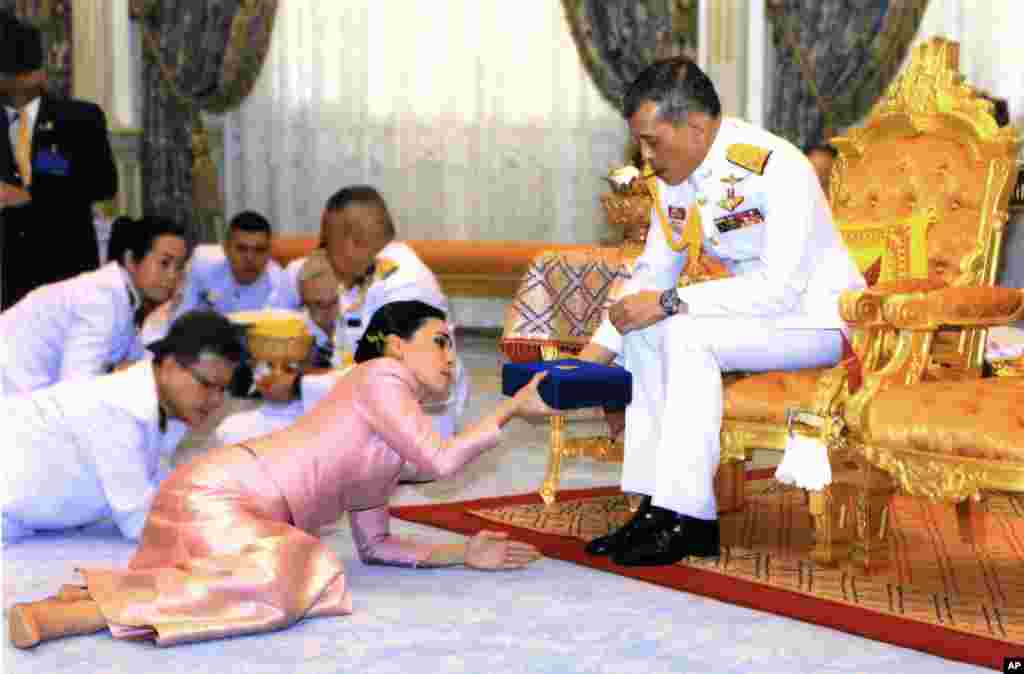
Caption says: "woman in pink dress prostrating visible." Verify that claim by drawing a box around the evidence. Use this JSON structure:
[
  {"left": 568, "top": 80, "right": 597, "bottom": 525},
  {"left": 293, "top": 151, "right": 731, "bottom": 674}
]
[{"left": 10, "top": 300, "right": 553, "bottom": 649}]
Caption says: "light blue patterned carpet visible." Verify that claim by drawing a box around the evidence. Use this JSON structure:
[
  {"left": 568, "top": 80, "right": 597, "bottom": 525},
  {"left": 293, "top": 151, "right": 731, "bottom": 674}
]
[{"left": 3, "top": 335, "right": 990, "bottom": 673}]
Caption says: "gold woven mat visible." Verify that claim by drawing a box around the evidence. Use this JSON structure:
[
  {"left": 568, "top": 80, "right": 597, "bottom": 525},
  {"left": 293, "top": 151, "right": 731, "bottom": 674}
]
[{"left": 470, "top": 480, "right": 1024, "bottom": 644}]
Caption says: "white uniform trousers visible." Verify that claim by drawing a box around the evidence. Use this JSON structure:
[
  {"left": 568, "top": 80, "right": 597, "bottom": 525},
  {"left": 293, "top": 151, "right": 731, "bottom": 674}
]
[{"left": 622, "top": 314, "right": 843, "bottom": 520}]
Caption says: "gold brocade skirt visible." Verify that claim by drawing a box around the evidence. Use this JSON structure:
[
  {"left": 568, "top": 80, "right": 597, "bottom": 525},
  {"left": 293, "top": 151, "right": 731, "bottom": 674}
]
[{"left": 79, "top": 445, "right": 352, "bottom": 647}]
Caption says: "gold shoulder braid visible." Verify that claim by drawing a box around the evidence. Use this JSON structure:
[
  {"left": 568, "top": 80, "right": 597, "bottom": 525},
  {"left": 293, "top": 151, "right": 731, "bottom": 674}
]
[
  {"left": 725, "top": 143, "right": 772, "bottom": 175},
  {"left": 645, "top": 167, "right": 706, "bottom": 279},
  {"left": 644, "top": 164, "right": 734, "bottom": 284}
]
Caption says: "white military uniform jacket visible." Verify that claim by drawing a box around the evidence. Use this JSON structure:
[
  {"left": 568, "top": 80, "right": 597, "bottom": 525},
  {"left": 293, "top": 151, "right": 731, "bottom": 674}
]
[
  {"left": 0, "top": 262, "right": 145, "bottom": 396},
  {"left": 273, "top": 241, "right": 451, "bottom": 348},
  {"left": 2, "top": 360, "right": 188, "bottom": 542},
  {"left": 269, "top": 256, "right": 308, "bottom": 312},
  {"left": 141, "top": 244, "right": 288, "bottom": 344},
  {"left": 593, "top": 117, "right": 865, "bottom": 355}
]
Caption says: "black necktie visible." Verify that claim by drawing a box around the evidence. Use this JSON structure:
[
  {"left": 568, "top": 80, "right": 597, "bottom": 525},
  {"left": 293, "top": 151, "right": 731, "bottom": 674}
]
[
  {"left": 129, "top": 287, "right": 145, "bottom": 327},
  {"left": 312, "top": 339, "right": 335, "bottom": 369}
]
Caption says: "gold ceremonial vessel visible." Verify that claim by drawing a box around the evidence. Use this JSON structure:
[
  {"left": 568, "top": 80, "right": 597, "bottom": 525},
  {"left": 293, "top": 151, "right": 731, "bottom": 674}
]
[
  {"left": 601, "top": 163, "right": 653, "bottom": 253},
  {"left": 229, "top": 310, "right": 314, "bottom": 375}
]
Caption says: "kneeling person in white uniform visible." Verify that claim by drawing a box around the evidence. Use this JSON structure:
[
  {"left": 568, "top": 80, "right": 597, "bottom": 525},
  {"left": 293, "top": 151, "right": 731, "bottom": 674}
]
[
  {"left": 579, "top": 57, "right": 865, "bottom": 567},
  {"left": 140, "top": 210, "right": 287, "bottom": 345},
  {"left": 254, "top": 185, "right": 469, "bottom": 439},
  {"left": 2, "top": 310, "right": 245, "bottom": 543},
  {"left": 0, "top": 215, "right": 188, "bottom": 396}
]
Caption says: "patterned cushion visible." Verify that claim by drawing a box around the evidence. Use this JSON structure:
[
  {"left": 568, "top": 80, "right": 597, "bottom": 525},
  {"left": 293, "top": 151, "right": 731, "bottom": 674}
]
[{"left": 501, "top": 249, "right": 627, "bottom": 361}]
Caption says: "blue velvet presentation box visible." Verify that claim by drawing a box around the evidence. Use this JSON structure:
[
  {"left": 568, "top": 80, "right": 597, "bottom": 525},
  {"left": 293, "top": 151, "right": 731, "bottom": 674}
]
[{"left": 501, "top": 359, "right": 632, "bottom": 410}]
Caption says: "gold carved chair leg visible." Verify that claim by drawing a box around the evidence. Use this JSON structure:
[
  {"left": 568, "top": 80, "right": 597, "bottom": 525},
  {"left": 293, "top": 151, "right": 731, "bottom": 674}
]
[
  {"left": 807, "top": 482, "right": 855, "bottom": 566},
  {"left": 842, "top": 457, "right": 897, "bottom": 575},
  {"left": 714, "top": 457, "right": 746, "bottom": 514},
  {"left": 537, "top": 345, "right": 627, "bottom": 508},
  {"left": 541, "top": 413, "right": 625, "bottom": 507},
  {"left": 955, "top": 496, "right": 988, "bottom": 547},
  {"left": 540, "top": 345, "right": 568, "bottom": 506},
  {"left": 541, "top": 413, "right": 567, "bottom": 506}
]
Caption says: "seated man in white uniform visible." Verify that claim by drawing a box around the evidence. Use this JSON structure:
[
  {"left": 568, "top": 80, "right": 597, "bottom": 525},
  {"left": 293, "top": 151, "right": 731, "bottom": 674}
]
[
  {"left": 140, "top": 210, "right": 286, "bottom": 344},
  {"left": 0, "top": 215, "right": 188, "bottom": 396},
  {"left": 578, "top": 57, "right": 864, "bottom": 567},
  {"left": 257, "top": 185, "right": 469, "bottom": 438},
  {"left": 2, "top": 310, "right": 244, "bottom": 543}
]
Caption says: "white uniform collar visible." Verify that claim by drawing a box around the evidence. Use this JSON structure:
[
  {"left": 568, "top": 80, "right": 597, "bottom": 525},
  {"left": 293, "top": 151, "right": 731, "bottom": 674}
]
[
  {"left": 5, "top": 96, "right": 41, "bottom": 126},
  {"left": 116, "top": 263, "right": 143, "bottom": 312}
]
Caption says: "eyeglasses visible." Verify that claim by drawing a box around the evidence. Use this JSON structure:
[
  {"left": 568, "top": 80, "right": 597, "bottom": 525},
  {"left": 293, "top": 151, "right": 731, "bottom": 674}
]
[{"left": 184, "top": 362, "right": 230, "bottom": 395}]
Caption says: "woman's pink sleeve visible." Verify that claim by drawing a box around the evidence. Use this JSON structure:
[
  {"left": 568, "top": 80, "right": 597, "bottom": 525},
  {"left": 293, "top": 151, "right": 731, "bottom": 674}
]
[
  {"left": 360, "top": 368, "right": 502, "bottom": 479},
  {"left": 348, "top": 506, "right": 436, "bottom": 567}
]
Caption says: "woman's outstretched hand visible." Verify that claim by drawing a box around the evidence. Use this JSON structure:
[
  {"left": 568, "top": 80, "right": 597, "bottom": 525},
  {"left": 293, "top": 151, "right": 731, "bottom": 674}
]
[
  {"left": 511, "top": 371, "right": 557, "bottom": 419},
  {"left": 465, "top": 530, "right": 542, "bottom": 570}
]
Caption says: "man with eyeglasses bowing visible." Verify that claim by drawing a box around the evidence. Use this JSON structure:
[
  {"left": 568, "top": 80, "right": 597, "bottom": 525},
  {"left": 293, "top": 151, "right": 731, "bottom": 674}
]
[{"left": 2, "top": 311, "right": 244, "bottom": 544}]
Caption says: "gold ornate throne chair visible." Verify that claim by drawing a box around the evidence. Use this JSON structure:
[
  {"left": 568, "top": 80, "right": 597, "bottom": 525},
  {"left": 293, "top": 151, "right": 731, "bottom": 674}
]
[{"left": 782, "top": 37, "right": 1024, "bottom": 572}]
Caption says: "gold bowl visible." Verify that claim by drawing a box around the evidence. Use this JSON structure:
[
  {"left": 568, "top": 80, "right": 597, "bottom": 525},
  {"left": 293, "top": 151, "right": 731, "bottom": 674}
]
[
  {"left": 600, "top": 192, "right": 652, "bottom": 247},
  {"left": 230, "top": 310, "right": 314, "bottom": 374}
]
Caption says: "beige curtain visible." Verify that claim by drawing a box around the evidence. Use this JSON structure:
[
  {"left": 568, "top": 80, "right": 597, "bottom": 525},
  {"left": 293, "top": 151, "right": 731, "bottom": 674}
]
[{"left": 223, "top": 1, "right": 629, "bottom": 245}]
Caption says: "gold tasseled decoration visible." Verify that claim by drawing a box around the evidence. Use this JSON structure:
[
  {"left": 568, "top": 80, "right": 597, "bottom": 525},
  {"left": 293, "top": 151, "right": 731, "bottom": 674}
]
[{"left": 190, "top": 118, "right": 223, "bottom": 217}]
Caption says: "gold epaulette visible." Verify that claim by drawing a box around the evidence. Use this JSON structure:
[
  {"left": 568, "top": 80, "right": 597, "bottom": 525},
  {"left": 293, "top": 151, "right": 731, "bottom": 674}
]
[
  {"left": 374, "top": 258, "right": 400, "bottom": 281},
  {"left": 726, "top": 143, "right": 772, "bottom": 175}
]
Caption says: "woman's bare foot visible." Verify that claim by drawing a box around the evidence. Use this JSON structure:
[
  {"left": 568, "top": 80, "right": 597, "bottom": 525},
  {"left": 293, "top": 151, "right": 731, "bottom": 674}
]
[
  {"left": 7, "top": 597, "right": 106, "bottom": 648},
  {"left": 9, "top": 603, "right": 41, "bottom": 649}
]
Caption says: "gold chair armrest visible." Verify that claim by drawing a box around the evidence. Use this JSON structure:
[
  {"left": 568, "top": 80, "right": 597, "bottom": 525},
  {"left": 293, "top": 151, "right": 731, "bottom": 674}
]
[
  {"left": 845, "top": 288, "right": 1024, "bottom": 427},
  {"left": 838, "top": 279, "right": 947, "bottom": 327},
  {"left": 864, "top": 279, "right": 948, "bottom": 296},
  {"left": 839, "top": 288, "right": 886, "bottom": 327},
  {"left": 882, "top": 286, "right": 1024, "bottom": 329}
]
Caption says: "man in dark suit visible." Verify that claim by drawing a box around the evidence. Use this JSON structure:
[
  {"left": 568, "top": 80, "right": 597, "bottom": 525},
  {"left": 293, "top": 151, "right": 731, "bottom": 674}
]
[{"left": 0, "top": 13, "right": 118, "bottom": 309}]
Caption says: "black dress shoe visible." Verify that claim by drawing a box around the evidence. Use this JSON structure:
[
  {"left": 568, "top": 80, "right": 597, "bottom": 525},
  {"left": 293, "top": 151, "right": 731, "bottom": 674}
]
[
  {"left": 611, "top": 515, "right": 720, "bottom": 567},
  {"left": 585, "top": 496, "right": 674, "bottom": 556}
]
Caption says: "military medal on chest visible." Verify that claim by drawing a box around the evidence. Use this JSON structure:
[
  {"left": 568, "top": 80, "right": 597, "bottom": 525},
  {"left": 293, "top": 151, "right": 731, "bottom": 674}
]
[
  {"left": 667, "top": 205, "right": 687, "bottom": 237},
  {"left": 717, "top": 174, "right": 746, "bottom": 212},
  {"left": 711, "top": 143, "right": 773, "bottom": 235}
]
